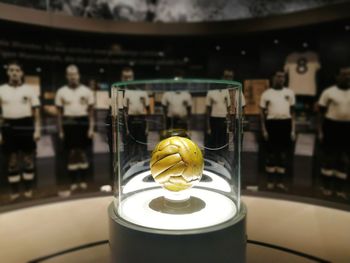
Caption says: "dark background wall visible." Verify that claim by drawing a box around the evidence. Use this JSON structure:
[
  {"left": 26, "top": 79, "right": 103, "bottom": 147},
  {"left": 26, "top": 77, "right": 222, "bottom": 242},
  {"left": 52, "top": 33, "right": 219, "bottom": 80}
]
[{"left": 0, "top": 19, "right": 349, "bottom": 94}]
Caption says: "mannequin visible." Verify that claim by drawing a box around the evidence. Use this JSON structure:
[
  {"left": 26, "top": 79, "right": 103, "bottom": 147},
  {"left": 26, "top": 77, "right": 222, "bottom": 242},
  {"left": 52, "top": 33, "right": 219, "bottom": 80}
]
[
  {"left": 260, "top": 71, "right": 296, "bottom": 191},
  {"left": 318, "top": 67, "right": 350, "bottom": 200},
  {"left": 123, "top": 67, "right": 150, "bottom": 162},
  {"left": 55, "top": 65, "right": 95, "bottom": 193},
  {"left": 206, "top": 69, "right": 245, "bottom": 156},
  {"left": 162, "top": 70, "right": 192, "bottom": 131},
  {"left": 0, "top": 61, "right": 41, "bottom": 200}
]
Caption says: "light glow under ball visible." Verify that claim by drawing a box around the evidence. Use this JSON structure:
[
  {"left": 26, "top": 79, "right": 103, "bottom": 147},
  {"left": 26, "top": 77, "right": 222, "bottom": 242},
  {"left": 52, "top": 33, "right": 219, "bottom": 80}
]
[{"left": 150, "top": 136, "right": 204, "bottom": 192}]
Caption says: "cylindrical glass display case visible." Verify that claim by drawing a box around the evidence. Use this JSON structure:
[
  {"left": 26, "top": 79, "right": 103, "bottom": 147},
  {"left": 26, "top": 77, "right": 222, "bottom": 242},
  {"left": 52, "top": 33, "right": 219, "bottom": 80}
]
[{"left": 109, "top": 79, "right": 246, "bottom": 263}]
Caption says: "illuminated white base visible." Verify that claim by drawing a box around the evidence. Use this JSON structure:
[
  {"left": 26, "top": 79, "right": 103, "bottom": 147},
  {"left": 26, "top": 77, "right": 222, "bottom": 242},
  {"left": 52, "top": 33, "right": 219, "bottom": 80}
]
[
  {"left": 118, "top": 188, "right": 237, "bottom": 230},
  {"left": 122, "top": 169, "right": 231, "bottom": 194}
]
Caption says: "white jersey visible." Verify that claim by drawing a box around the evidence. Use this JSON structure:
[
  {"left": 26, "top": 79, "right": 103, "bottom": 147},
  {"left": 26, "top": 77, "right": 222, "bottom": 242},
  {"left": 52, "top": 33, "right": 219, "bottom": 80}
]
[
  {"left": 206, "top": 89, "right": 246, "bottom": 118},
  {"left": 123, "top": 90, "right": 149, "bottom": 116},
  {"left": 260, "top": 87, "right": 295, "bottom": 120},
  {"left": 318, "top": 85, "right": 350, "bottom": 121},
  {"left": 0, "top": 84, "right": 40, "bottom": 119},
  {"left": 161, "top": 91, "right": 192, "bottom": 118},
  {"left": 284, "top": 51, "right": 321, "bottom": 96},
  {"left": 55, "top": 85, "right": 94, "bottom": 117}
]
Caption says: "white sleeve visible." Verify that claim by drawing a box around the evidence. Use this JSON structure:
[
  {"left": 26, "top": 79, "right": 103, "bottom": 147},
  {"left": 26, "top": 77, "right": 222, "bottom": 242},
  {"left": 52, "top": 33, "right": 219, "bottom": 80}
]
[
  {"left": 143, "top": 92, "right": 150, "bottom": 106},
  {"left": 55, "top": 89, "right": 62, "bottom": 107},
  {"left": 260, "top": 91, "right": 268, "bottom": 109},
  {"left": 186, "top": 92, "right": 192, "bottom": 106},
  {"left": 123, "top": 91, "right": 128, "bottom": 107},
  {"left": 117, "top": 90, "right": 124, "bottom": 109},
  {"left": 225, "top": 90, "right": 231, "bottom": 107},
  {"left": 238, "top": 90, "right": 246, "bottom": 107},
  {"left": 0, "top": 87, "right": 3, "bottom": 105},
  {"left": 30, "top": 89, "right": 40, "bottom": 108},
  {"left": 289, "top": 90, "right": 296, "bottom": 106},
  {"left": 241, "top": 93, "right": 246, "bottom": 107},
  {"left": 318, "top": 89, "right": 329, "bottom": 107},
  {"left": 205, "top": 91, "right": 212, "bottom": 106},
  {"left": 161, "top": 92, "right": 168, "bottom": 106}
]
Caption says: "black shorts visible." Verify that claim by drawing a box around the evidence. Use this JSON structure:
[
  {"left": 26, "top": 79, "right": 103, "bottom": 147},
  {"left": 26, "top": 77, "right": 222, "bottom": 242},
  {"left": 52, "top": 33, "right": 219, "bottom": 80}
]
[
  {"left": 323, "top": 118, "right": 350, "bottom": 153},
  {"left": 166, "top": 117, "right": 188, "bottom": 130},
  {"left": 265, "top": 119, "right": 292, "bottom": 150},
  {"left": 209, "top": 117, "right": 227, "bottom": 148},
  {"left": 2, "top": 117, "right": 36, "bottom": 154},
  {"left": 63, "top": 117, "right": 91, "bottom": 150},
  {"left": 127, "top": 115, "right": 147, "bottom": 143}
]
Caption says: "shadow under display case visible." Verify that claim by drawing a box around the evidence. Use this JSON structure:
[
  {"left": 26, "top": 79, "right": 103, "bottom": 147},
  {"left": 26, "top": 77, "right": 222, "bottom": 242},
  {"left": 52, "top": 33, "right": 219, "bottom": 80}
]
[{"left": 108, "top": 79, "right": 247, "bottom": 263}]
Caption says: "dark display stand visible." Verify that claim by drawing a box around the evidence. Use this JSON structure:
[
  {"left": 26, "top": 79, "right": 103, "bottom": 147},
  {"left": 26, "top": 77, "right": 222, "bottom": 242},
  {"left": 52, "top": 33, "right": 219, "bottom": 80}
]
[{"left": 109, "top": 202, "right": 247, "bottom": 263}]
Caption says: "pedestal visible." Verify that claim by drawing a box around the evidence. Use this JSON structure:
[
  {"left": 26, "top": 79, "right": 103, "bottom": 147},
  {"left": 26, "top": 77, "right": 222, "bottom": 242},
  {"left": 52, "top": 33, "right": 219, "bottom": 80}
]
[{"left": 109, "top": 202, "right": 247, "bottom": 263}]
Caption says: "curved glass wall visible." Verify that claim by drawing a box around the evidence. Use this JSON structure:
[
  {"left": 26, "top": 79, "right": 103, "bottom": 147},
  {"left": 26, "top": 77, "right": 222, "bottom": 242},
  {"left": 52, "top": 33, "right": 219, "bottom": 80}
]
[{"left": 111, "top": 79, "right": 243, "bottom": 230}]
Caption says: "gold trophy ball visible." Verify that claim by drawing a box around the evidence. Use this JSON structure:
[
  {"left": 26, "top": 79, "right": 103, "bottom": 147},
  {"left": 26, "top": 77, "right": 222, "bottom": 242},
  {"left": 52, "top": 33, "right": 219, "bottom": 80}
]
[{"left": 150, "top": 136, "right": 204, "bottom": 192}]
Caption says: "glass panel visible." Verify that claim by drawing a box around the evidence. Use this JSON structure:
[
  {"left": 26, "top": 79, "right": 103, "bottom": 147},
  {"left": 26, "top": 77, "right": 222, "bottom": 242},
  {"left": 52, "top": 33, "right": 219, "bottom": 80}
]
[{"left": 111, "top": 79, "right": 242, "bottom": 230}]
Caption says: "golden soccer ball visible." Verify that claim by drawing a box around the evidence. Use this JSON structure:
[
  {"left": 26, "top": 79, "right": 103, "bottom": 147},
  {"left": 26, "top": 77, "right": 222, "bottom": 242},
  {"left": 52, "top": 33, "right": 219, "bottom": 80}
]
[{"left": 150, "top": 136, "right": 204, "bottom": 192}]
